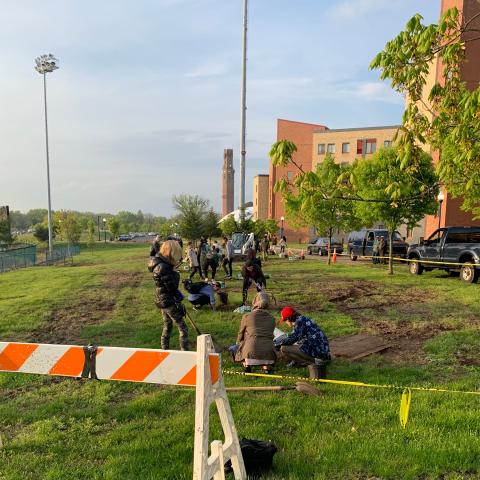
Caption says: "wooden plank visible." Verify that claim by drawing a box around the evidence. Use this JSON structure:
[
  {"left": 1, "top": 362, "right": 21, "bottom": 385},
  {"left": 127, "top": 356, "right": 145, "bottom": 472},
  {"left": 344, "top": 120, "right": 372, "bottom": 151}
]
[{"left": 330, "top": 334, "right": 391, "bottom": 360}]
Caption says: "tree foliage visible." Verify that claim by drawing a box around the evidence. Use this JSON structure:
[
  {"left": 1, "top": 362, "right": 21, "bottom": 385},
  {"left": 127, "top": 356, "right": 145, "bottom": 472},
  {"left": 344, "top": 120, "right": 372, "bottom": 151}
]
[
  {"left": 33, "top": 223, "right": 50, "bottom": 243},
  {"left": 54, "top": 211, "right": 82, "bottom": 245},
  {"left": 173, "top": 195, "right": 221, "bottom": 241},
  {"left": 351, "top": 148, "right": 438, "bottom": 274},
  {"left": 107, "top": 218, "right": 121, "bottom": 240},
  {"left": 370, "top": 7, "right": 480, "bottom": 217},
  {"left": 0, "top": 220, "right": 13, "bottom": 244},
  {"left": 272, "top": 148, "right": 361, "bottom": 264}
]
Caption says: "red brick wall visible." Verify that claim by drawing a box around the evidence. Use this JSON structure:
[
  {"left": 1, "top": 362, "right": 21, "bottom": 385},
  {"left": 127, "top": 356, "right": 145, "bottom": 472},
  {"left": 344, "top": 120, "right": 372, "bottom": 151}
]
[
  {"left": 268, "top": 119, "right": 328, "bottom": 242},
  {"left": 424, "top": 0, "right": 480, "bottom": 237}
]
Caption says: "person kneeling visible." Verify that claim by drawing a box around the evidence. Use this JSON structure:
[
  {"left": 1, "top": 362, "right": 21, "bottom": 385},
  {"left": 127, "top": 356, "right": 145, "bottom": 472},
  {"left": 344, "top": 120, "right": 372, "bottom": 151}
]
[
  {"left": 234, "top": 291, "right": 276, "bottom": 373},
  {"left": 183, "top": 279, "right": 217, "bottom": 311},
  {"left": 275, "top": 306, "right": 331, "bottom": 367}
]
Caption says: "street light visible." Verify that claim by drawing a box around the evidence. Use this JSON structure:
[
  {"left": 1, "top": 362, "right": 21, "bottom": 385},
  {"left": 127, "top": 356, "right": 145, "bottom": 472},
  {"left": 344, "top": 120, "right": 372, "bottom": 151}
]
[
  {"left": 437, "top": 191, "right": 445, "bottom": 230},
  {"left": 35, "top": 53, "right": 59, "bottom": 261},
  {"left": 280, "top": 216, "right": 285, "bottom": 238},
  {"left": 103, "top": 218, "right": 107, "bottom": 243}
]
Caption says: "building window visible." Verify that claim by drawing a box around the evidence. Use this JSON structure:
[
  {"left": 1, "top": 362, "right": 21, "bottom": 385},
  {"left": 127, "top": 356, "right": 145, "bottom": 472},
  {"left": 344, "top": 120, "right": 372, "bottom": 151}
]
[
  {"left": 287, "top": 171, "right": 294, "bottom": 181},
  {"left": 357, "top": 139, "right": 377, "bottom": 155},
  {"left": 366, "top": 139, "right": 376, "bottom": 154},
  {"left": 317, "top": 143, "right": 325, "bottom": 155},
  {"left": 342, "top": 142, "right": 350, "bottom": 154},
  {"left": 327, "top": 143, "right": 335, "bottom": 154},
  {"left": 384, "top": 140, "right": 392, "bottom": 148}
]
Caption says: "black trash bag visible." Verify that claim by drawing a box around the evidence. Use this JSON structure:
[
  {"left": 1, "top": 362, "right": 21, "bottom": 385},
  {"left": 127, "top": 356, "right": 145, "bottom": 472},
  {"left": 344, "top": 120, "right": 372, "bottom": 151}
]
[{"left": 225, "top": 438, "right": 277, "bottom": 478}]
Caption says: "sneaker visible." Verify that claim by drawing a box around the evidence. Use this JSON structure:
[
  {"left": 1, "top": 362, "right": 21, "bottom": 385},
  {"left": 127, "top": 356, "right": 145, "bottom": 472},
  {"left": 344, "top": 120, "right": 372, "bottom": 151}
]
[{"left": 286, "top": 361, "right": 297, "bottom": 368}]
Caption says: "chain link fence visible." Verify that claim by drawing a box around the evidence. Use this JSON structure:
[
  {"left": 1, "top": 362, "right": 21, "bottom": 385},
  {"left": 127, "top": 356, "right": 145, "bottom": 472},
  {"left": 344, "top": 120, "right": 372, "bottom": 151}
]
[{"left": 0, "top": 244, "right": 80, "bottom": 273}]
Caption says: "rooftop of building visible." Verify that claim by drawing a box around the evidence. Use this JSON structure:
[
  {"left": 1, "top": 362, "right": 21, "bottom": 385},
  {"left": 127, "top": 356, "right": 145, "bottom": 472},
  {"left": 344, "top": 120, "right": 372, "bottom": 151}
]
[
  {"left": 313, "top": 125, "right": 401, "bottom": 134},
  {"left": 254, "top": 174, "right": 269, "bottom": 178},
  {"left": 278, "top": 118, "right": 328, "bottom": 129}
]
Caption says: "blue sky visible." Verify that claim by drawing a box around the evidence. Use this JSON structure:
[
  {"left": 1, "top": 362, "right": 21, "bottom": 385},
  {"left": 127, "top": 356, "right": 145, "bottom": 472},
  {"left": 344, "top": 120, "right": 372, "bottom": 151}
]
[{"left": 0, "top": 0, "right": 439, "bottom": 216}]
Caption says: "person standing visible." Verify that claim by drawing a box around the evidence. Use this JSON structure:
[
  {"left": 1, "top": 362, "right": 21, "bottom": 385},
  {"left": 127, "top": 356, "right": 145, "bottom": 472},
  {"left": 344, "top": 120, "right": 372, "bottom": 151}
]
[
  {"left": 197, "top": 237, "right": 209, "bottom": 279},
  {"left": 222, "top": 236, "right": 234, "bottom": 279},
  {"left": 279, "top": 236, "right": 287, "bottom": 257},
  {"left": 378, "top": 236, "right": 386, "bottom": 265},
  {"left": 152, "top": 240, "right": 188, "bottom": 350},
  {"left": 261, "top": 233, "right": 270, "bottom": 262},
  {"left": 372, "top": 236, "right": 379, "bottom": 264},
  {"left": 275, "top": 306, "right": 330, "bottom": 366},
  {"left": 187, "top": 241, "right": 202, "bottom": 279}
]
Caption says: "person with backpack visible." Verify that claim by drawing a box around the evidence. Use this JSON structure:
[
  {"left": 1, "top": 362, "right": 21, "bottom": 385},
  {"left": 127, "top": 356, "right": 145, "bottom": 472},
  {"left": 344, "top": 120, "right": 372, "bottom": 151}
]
[
  {"left": 372, "top": 236, "right": 380, "bottom": 264},
  {"left": 274, "top": 306, "right": 330, "bottom": 366},
  {"left": 152, "top": 240, "right": 188, "bottom": 351},
  {"left": 187, "top": 241, "right": 202, "bottom": 279},
  {"left": 234, "top": 291, "right": 277, "bottom": 373},
  {"left": 203, "top": 246, "right": 220, "bottom": 281}
]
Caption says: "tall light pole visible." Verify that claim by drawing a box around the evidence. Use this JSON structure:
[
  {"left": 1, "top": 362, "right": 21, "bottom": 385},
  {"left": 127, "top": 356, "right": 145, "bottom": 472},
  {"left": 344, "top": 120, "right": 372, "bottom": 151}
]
[
  {"left": 35, "top": 54, "right": 59, "bottom": 260},
  {"left": 103, "top": 218, "right": 107, "bottom": 243},
  {"left": 239, "top": 0, "right": 248, "bottom": 220},
  {"left": 280, "top": 216, "right": 285, "bottom": 238},
  {"left": 437, "top": 191, "right": 445, "bottom": 231}
]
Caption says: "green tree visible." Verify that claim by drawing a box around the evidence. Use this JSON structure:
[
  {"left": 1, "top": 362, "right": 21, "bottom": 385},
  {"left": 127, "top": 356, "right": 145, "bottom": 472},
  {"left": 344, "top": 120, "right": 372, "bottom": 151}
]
[
  {"left": 264, "top": 219, "right": 278, "bottom": 236},
  {"left": 202, "top": 209, "right": 221, "bottom": 239},
  {"left": 86, "top": 219, "right": 96, "bottom": 253},
  {"left": 54, "top": 211, "right": 82, "bottom": 245},
  {"left": 352, "top": 148, "right": 438, "bottom": 274},
  {"left": 271, "top": 141, "right": 361, "bottom": 264},
  {"left": 107, "top": 218, "right": 120, "bottom": 240},
  {"left": 172, "top": 195, "right": 209, "bottom": 241},
  {"left": 0, "top": 219, "right": 13, "bottom": 244},
  {"left": 370, "top": 7, "right": 480, "bottom": 217},
  {"left": 33, "top": 223, "right": 49, "bottom": 243},
  {"left": 219, "top": 215, "right": 239, "bottom": 236}
]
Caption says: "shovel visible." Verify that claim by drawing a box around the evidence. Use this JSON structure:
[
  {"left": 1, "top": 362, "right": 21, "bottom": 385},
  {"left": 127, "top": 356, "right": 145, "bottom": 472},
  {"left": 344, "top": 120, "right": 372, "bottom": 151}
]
[
  {"left": 184, "top": 310, "right": 223, "bottom": 353},
  {"left": 226, "top": 382, "right": 322, "bottom": 397}
]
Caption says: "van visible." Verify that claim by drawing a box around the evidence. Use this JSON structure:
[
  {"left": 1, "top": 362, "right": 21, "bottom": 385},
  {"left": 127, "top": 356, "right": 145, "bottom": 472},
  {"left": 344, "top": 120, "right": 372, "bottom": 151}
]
[{"left": 347, "top": 229, "right": 408, "bottom": 261}]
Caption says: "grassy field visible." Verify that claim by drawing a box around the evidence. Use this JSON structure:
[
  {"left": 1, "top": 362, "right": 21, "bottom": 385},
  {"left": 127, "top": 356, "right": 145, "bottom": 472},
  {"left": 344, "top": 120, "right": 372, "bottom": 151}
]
[{"left": 0, "top": 243, "right": 479, "bottom": 479}]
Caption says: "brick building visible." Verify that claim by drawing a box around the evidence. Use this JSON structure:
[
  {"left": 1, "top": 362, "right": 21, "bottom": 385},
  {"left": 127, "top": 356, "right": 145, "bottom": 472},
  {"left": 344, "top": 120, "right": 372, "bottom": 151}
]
[
  {"left": 253, "top": 174, "right": 269, "bottom": 221},
  {"left": 268, "top": 119, "right": 328, "bottom": 241},
  {"left": 422, "top": 0, "right": 480, "bottom": 237}
]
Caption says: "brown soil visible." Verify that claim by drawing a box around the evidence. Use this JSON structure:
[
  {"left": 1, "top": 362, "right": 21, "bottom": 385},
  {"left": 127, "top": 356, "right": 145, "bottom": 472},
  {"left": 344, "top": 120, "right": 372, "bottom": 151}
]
[
  {"left": 272, "top": 278, "right": 473, "bottom": 364},
  {"left": 25, "top": 271, "right": 143, "bottom": 344}
]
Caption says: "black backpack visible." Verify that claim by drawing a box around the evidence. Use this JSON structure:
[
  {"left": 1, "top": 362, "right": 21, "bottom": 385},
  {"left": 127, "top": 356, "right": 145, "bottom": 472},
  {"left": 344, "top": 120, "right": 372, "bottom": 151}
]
[{"left": 225, "top": 438, "right": 277, "bottom": 478}]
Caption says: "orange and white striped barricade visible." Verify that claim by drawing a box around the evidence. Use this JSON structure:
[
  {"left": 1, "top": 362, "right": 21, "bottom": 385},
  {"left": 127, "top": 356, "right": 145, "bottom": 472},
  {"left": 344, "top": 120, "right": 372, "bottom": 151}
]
[{"left": 0, "top": 335, "right": 246, "bottom": 480}]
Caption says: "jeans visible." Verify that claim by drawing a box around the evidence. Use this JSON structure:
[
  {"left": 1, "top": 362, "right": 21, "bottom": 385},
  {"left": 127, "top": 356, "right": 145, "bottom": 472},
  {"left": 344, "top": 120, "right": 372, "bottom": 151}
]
[
  {"left": 223, "top": 258, "right": 233, "bottom": 277},
  {"left": 189, "top": 266, "right": 202, "bottom": 279}
]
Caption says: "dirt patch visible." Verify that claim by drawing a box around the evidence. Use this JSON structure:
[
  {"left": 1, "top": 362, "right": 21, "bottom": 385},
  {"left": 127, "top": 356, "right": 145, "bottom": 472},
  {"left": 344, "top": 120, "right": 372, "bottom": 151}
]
[
  {"left": 25, "top": 271, "right": 143, "bottom": 344},
  {"left": 269, "top": 278, "right": 476, "bottom": 364}
]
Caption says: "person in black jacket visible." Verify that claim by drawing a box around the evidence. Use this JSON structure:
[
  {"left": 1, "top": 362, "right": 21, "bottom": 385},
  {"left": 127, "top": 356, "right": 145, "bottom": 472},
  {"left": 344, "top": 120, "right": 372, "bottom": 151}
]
[{"left": 152, "top": 240, "right": 189, "bottom": 350}]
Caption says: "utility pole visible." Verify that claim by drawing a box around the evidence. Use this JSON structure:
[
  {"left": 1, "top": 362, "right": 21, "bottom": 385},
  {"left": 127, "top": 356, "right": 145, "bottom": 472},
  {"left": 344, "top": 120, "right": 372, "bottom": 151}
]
[{"left": 239, "top": 0, "right": 248, "bottom": 220}]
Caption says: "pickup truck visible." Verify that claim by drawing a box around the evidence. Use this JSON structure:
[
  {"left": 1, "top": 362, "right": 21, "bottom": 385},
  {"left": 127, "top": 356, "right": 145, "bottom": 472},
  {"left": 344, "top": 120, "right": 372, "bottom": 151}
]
[{"left": 407, "top": 227, "right": 480, "bottom": 283}]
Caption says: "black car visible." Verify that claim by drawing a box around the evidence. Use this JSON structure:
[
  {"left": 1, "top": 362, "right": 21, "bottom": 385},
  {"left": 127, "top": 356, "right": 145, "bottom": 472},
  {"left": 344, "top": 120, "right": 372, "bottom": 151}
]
[
  {"left": 307, "top": 237, "right": 343, "bottom": 256},
  {"left": 348, "top": 229, "right": 408, "bottom": 260}
]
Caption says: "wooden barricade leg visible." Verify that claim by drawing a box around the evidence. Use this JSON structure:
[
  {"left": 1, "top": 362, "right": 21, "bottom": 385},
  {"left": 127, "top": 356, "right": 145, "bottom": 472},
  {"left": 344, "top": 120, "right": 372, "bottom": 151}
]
[{"left": 193, "top": 335, "right": 246, "bottom": 480}]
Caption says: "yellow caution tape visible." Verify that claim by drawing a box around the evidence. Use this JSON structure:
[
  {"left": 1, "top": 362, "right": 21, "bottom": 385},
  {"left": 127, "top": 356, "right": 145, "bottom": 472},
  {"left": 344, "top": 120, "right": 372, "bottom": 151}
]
[
  {"left": 399, "top": 388, "right": 412, "bottom": 428},
  {"left": 222, "top": 369, "right": 480, "bottom": 396},
  {"left": 364, "top": 254, "right": 479, "bottom": 267}
]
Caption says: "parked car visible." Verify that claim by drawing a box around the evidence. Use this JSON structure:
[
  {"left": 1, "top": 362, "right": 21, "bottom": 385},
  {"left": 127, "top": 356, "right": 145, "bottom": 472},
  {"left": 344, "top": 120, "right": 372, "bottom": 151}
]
[
  {"left": 348, "top": 229, "right": 408, "bottom": 261},
  {"left": 307, "top": 237, "right": 343, "bottom": 256},
  {"left": 407, "top": 226, "right": 480, "bottom": 283},
  {"left": 118, "top": 234, "right": 132, "bottom": 241}
]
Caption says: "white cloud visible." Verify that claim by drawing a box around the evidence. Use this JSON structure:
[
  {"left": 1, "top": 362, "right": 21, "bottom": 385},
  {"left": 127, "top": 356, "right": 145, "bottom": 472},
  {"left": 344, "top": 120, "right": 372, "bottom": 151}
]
[{"left": 351, "top": 81, "right": 404, "bottom": 104}]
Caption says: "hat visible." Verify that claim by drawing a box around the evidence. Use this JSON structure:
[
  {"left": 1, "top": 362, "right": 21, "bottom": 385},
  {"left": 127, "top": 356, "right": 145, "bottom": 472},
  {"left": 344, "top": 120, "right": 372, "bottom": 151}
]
[{"left": 280, "top": 306, "right": 296, "bottom": 323}]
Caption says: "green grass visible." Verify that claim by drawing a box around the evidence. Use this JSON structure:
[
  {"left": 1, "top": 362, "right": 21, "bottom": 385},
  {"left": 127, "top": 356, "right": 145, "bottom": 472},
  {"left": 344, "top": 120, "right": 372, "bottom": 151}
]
[{"left": 0, "top": 244, "right": 479, "bottom": 479}]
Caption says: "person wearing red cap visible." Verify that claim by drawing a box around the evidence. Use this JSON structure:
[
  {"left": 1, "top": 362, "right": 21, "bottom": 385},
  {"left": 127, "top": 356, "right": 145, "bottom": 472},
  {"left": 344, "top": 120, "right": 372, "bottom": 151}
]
[{"left": 275, "top": 306, "right": 331, "bottom": 366}]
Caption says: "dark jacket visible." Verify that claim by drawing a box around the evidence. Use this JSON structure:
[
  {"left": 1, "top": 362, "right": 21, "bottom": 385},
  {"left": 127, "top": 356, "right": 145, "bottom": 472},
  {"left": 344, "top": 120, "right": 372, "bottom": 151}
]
[
  {"left": 153, "top": 254, "right": 181, "bottom": 308},
  {"left": 150, "top": 240, "right": 160, "bottom": 257},
  {"left": 241, "top": 261, "right": 267, "bottom": 287}
]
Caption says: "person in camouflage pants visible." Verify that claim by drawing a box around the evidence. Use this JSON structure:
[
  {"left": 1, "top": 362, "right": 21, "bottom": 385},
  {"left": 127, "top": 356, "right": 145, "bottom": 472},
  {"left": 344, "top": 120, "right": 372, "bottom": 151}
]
[{"left": 152, "top": 240, "right": 189, "bottom": 351}]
